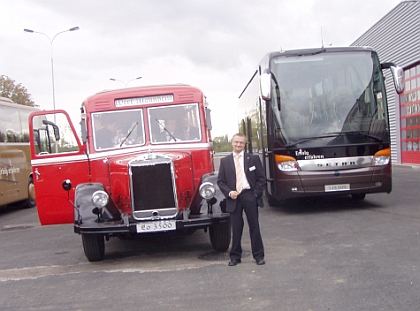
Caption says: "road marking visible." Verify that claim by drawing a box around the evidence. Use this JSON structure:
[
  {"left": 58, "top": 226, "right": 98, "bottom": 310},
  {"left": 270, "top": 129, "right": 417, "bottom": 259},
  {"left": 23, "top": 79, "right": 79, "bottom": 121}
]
[{"left": 0, "top": 255, "right": 225, "bottom": 282}]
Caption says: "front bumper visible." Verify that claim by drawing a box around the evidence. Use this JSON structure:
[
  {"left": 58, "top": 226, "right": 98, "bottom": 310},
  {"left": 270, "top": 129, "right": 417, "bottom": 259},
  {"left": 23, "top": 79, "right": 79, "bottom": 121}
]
[{"left": 74, "top": 212, "right": 230, "bottom": 235}]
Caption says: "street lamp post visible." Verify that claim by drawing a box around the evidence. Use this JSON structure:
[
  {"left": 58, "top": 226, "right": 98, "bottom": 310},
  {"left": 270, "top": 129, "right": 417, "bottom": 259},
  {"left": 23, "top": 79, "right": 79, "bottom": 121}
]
[
  {"left": 110, "top": 76, "right": 142, "bottom": 87},
  {"left": 24, "top": 26, "right": 80, "bottom": 110}
]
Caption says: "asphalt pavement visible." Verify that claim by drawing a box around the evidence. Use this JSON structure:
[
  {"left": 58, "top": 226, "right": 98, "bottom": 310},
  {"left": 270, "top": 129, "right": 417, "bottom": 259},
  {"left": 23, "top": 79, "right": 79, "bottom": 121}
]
[{"left": 0, "top": 164, "right": 419, "bottom": 311}]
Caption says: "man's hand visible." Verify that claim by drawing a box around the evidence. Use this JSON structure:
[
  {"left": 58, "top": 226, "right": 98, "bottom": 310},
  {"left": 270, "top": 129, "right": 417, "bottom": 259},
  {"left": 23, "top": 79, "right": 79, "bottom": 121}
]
[{"left": 230, "top": 191, "right": 240, "bottom": 200}]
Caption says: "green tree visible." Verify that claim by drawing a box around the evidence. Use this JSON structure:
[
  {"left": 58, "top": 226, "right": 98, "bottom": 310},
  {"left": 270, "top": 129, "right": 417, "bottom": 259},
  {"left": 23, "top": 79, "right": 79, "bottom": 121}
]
[
  {"left": 213, "top": 134, "right": 232, "bottom": 152},
  {"left": 0, "top": 75, "right": 36, "bottom": 107}
]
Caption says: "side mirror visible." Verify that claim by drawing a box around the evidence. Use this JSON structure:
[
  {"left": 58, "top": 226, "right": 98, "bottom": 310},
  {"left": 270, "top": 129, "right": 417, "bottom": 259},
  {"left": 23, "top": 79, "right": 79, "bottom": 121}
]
[
  {"left": 260, "top": 68, "right": 272, "bottom": 101},
  {"left": 80, "top": 117, "right": 88, "bottom": 143},
  {"left": 42, "top": 119, "right": 60, "bottom": 141},
  {"left": 205, "top": 107, "right": 212, "bottom": 131},
  {"left": 381, "top": 62, "right": 405, "bottom": 94},
  {"left": 390, "top": 65, "right": 404, "bottom": 94}
]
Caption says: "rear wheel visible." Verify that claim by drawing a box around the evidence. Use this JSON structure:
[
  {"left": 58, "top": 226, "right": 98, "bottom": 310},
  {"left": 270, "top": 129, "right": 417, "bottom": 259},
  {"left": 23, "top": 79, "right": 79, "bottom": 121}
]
[
  {"left": 24, "top": 176, "right": 36, "bottom": 208},
  {"left": 82, "top": 234, "right": 105, "bottom": 262},
  {"left": 209, "top": 220, "right": 231, "bottom": 252},
  {"left": 351, "top": 193, "right": 366, "bottom": 200}
]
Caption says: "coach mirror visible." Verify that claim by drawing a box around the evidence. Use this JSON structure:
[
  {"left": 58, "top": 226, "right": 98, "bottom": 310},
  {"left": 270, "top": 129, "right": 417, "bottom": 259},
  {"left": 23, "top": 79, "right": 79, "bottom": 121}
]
[
  {"left": 390, "top": 65, "right": 404, "bottom": 94},
  {"left": 381, "top": 62, "right": 404, "bottom": 94},
  {"left": 260, "top": 68, "right": 271, "bottom": 101},
  {"left": 42, "top": 119, "right": 60, "bottom": 141}
]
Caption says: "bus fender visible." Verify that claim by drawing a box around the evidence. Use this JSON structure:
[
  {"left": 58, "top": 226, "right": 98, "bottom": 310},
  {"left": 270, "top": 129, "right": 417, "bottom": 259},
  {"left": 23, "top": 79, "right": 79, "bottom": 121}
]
[
  {"left": 74, "top": 183, "right": 121, "bottom": 224},
  {"left": 194, "top": 172, "right": 227, "bottom": 214}
]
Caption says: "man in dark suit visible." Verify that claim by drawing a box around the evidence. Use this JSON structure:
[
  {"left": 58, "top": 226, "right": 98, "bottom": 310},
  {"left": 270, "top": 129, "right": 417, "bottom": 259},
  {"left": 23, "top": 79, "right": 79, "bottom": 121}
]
[{"left": 217, "top": 133, "right": 266, "bottom": 266}]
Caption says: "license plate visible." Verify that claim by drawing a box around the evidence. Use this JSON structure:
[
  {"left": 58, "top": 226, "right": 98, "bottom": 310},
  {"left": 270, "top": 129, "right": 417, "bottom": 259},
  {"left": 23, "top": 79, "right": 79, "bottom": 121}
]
[
  {"left": 136, "top": 220, "right": 176, "bottom": 233},
  {"left": 325, "top": 183, "right": 350, "bottom": 192}
]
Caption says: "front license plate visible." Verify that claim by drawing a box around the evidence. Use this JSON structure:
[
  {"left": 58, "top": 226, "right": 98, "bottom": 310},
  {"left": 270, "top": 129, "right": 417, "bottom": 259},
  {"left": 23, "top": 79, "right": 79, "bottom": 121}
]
[
  {"left": 136, "top": 220, "right": 176, "bottom": 233},
  {"left": 325, "top": 184, "right": 350, "bottom": 192}
]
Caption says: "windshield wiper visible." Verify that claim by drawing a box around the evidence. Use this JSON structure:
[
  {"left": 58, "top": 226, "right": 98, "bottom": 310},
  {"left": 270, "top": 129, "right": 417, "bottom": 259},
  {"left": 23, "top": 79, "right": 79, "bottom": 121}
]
[
  {"left": 155, "top": 119, "right": 177, "bottom": 142},
  {"left": 286, "top": 134, "right": 340, "bottom": 147},
  {"left": 344, "top": 131, "right": 383, "bottom": 142},
  {"left": 286, "top": 132, "right": 384, "bottom": 147},
  {"left": 119, "top": 122, "right": 138, "bottom": 147}
]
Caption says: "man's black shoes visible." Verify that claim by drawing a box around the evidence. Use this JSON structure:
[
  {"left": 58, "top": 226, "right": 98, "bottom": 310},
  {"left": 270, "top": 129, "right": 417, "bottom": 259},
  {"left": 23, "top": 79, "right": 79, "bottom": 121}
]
[
  {"left": 228, "top": 259, "right": 241, "bottom": 266},
  {"left": 256, "top": 259, "right": 265, "bottom": 265}
]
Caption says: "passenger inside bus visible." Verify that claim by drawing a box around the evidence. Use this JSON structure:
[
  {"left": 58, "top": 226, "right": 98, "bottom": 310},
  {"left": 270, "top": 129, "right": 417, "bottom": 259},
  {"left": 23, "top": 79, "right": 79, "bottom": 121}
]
[
  {"left": 174, "top": 117, "right": 200, "bottom": 141},
  {"left": 157, "top": 118, "right": 180, "bottom": 142},
  {"left": 95, "top": 117, "right": 118, "bottom": 149}
]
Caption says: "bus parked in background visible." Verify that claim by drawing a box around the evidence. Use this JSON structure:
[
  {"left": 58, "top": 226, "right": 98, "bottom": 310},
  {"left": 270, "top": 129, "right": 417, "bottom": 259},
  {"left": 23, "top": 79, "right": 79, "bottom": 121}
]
[
  {"left": 28, "top": 84, "right": 230, "bottom": 261},
  {"left": 0, "top": 97, "right": 38, "bottom": 208},
  {"left": 238, "top": 47, "right": 404, "bottom": 205}
]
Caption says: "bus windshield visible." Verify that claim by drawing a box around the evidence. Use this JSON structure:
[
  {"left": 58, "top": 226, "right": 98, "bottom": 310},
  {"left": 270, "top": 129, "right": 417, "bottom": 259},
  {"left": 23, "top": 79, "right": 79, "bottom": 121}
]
[
  {"left": 148, "top": 103, "right": 201, "bottom": 144},
  {"left": 271, "top": 51, "right": 388, "bottom": 145},
  {"left": 93, "top": 109, "right": 145, "bottom": 150}
]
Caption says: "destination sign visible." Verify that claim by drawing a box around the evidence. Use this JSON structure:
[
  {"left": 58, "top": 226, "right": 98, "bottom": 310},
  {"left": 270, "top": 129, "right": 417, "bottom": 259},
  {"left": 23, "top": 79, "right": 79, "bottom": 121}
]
[{"left": 115, "top": 94, "right": 174, "bottom": 107}]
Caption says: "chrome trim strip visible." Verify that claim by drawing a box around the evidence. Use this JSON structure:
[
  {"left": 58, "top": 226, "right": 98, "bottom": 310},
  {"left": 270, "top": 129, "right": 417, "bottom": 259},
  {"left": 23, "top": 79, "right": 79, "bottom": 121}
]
[
  {"left": 30, "top": 142, "right": 212, "bottom": 165},
  {"left": 298, "top": 156, "right": 374, "bottom": 171}
]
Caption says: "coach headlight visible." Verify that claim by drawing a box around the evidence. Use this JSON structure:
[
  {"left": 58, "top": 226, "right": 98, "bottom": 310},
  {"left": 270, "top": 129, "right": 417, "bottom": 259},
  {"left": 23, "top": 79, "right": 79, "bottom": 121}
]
[
  {"left": 275, "top": 155, "right": 299, "bottom": 171},
  {"left": 374, "top": 148, "right": 391, "bottom": 166},
  {"left": 199, "top": 182, "right": 216, "bottom": 200},
  {"left": 92, "top": 190, "right": 109, "bottom": 208}
]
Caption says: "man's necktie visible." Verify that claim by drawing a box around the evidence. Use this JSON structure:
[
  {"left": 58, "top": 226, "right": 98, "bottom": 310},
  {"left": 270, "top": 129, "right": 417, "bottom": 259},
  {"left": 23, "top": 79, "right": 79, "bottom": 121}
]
[{"left": 235, "top": 154, "right": 243, "bottom": 193}]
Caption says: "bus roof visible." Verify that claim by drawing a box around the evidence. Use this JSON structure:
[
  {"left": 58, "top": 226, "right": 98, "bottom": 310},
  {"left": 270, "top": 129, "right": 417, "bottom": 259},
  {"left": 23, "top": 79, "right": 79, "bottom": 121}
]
[
  {"left": 81, "top": 84, "right": 205, "bottom": 112},
  {"left": 266, "top": 46, "right": 375, "bottom": 59},
  {"left": 0, "top": 97, "right": 39, "bottom": 110}
]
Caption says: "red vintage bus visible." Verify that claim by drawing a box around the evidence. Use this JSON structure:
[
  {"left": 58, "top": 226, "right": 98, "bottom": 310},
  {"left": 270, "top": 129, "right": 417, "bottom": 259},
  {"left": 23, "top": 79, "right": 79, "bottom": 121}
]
[{"left": 29, "top": 84, "right": 230, "bottom": 261}]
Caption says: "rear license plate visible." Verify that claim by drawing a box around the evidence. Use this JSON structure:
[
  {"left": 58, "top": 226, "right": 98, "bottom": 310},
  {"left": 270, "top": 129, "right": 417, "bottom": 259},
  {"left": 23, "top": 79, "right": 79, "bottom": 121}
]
[
  {"left": 136, "top": 220, "right": 176, "bottom": 233},
  {"left": 325, "top": 184, "right": 350, "bottom": 192}
]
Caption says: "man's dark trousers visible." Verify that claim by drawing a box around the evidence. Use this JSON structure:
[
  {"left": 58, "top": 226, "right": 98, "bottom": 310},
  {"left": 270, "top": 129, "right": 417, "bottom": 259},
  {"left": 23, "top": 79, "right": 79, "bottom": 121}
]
[{"left": 230, "top": 189, "right": 264, "bottom": 261}]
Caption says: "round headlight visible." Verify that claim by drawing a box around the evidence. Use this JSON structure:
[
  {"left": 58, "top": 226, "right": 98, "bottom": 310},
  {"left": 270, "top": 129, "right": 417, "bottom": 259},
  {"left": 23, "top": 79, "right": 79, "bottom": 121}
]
[
  {"left": 199, "top": 182, "right": 216, "bottom": 200},
  {"left": 92, "top": 190, "right": 109, "bottom": 208}
]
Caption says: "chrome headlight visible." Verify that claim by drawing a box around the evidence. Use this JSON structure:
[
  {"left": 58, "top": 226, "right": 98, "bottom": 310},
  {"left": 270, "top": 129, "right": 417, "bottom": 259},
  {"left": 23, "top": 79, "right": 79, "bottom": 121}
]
[
  {"left": 278, "top": 161, "right": 299, "bottom": 171},
  {"left": 92, "top": 190, "right": 109, "bottom": 208},
  {"left": 199, "top": 182, "right": 216, "bottom": 200},
  {"left": 374, "top": 155, "right": 390, "bottom": 166}
]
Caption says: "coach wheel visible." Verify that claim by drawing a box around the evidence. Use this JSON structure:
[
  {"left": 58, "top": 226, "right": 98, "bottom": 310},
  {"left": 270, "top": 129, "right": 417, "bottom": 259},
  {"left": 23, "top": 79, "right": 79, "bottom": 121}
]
[
  {"left": 351, "top": 193, "right": 366, "bottom": 200},
  {"left": 268, "top": 197, "right": 282, "bottom": 207},
  {"left": 209, "top": 220, "right": 231, "bottom": 252},
  {"left": 24, "top": 176, "right": 36, "bottom": 208},
  {"left": 82, "top": 234, "right": 105, "bottom": 262}
]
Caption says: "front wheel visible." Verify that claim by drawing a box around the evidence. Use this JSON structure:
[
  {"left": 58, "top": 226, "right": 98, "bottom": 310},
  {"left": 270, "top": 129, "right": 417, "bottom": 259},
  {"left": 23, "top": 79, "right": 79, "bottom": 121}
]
[
  {"left": 82, "top": 234, "right": 105, "bottom": 262},
  {"left": 209, "top": 220, "right": 231, "bottom": 252},
  {"left": 351, "top": 193, "right": 366, "bottom": 200},
  {"left": 24, "top": 176, "right": 36, "bottom": 208}
]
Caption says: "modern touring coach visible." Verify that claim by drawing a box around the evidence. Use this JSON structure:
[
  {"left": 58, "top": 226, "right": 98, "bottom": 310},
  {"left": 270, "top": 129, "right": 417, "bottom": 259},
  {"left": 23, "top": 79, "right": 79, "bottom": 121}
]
[
  {"left": 0, "top": 97, "right": 37, "bottom": 208},
  {"left": 238, "top": 47, "right": 404, "bottom": 205}
]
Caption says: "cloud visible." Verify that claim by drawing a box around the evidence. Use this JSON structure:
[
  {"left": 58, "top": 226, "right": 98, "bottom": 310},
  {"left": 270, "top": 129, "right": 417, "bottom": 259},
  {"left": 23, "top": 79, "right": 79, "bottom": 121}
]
[{"left": 1, "top": 0, "right": 401, "bottom": 136}]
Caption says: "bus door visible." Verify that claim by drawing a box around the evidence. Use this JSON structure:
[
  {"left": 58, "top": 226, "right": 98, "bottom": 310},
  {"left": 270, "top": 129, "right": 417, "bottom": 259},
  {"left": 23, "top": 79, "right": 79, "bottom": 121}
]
[{"left": 29, "top": 110, "right": 89, "bottom": 225}]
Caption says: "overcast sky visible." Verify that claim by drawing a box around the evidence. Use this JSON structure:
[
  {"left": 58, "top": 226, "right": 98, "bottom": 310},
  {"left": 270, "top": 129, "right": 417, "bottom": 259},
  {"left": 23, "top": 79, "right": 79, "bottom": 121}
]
[{"left": 1, "top": 0, "right": 402, "bottom": 137}]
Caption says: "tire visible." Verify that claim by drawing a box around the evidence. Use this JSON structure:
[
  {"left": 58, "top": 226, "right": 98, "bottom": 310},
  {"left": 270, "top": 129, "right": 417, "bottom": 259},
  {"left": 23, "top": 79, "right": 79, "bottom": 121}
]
[
  {"left": 82, "top": 234, "right": 105, "bottom": 262},
  {"left": 351, "top": 193, "right": 366, "bottom": 200},
  {"left": 209, "top": 220, "right": 231, "bottom": 252},
  {"left": 268, "top": 196, "right": 281, "bottom": 207},
  {"left": 24, "top": 176, "right": 36, "bottom": 208}
]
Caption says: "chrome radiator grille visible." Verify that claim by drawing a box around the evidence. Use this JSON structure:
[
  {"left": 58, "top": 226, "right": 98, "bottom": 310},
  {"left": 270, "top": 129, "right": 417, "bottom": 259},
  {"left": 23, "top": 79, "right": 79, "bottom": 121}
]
[{"left": 130, "top": 155, "right": 178, "bottom": 220}]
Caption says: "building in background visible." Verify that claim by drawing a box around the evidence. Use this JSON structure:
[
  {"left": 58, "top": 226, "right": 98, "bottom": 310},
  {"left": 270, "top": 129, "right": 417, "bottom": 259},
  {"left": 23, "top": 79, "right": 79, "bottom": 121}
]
[{"left": 352, "top": 0, "right": 420, "bottom": 165}]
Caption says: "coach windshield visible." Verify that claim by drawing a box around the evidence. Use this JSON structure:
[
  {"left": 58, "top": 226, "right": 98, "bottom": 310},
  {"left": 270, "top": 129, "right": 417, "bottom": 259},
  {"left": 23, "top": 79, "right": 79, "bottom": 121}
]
[{"left": 270, "top": 51, "right": 388, "bottom": 145}]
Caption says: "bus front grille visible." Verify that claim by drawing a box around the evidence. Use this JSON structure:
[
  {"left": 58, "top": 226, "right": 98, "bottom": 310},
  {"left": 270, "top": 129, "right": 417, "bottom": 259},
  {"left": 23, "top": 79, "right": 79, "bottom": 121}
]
[{"left": 130, "top": 158, "right": 178, "bottom": 220}]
